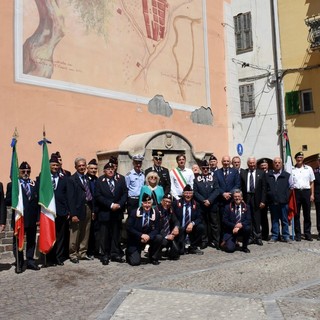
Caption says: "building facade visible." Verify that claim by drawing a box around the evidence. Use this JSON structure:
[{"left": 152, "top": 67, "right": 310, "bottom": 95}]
[{"left": 278, "top": 0, "right": 320, "bottom": 166}]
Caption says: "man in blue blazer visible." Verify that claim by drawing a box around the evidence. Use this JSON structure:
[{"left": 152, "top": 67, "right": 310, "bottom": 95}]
[
  {"left": 193, "top": 160, "right": 220, "bottom": 249},
  {"left": 172, "top": 184, "right": 205, "bottom": 255},
  {"left": 95, "top": 162, "right": 128, "bottom": 265},
  {"left": 222, "top": 189, "right": 251, "bottom": 253},
  {"left": 126, "top": 193, "right": 162, "bottom": 266}
]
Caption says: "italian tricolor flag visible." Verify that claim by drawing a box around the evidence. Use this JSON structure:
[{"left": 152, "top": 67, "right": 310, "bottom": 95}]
[
  {"left": 38, "top": 139, "right": 56, "bottom": 254},
  {"left": 11, "top": 138, "right": 24, "bottom": 251}
]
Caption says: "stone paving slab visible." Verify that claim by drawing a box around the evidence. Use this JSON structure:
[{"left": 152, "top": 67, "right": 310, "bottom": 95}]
[{"left": 109, "top": 289, "right": 267, "bottom": 320}]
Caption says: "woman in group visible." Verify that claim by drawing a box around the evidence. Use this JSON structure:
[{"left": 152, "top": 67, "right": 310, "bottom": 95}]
[{"left": 139, "top": 171, "right": 164, "bottom": 208}]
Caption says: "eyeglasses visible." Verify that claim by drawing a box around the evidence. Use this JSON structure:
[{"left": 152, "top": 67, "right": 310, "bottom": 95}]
[
  {"left": 154, "top": 158, "right": 162, "bottom": 161},
  {"left": 149, "top": 176, "right": 157, "bottom": 179},
  {"left": 20, "top": 170, "right": 31, "bottom": 173},
  {"left": 201, "top": 167, "right": 209, "bottom": 170}
]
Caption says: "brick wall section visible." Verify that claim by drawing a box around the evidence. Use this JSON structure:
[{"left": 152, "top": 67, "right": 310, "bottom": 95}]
[{"left": 0, "top": 208, "right": 14, "bottom": 259}]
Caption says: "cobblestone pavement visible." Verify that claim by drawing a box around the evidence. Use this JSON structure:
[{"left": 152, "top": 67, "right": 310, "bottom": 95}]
[{"left": 1, "top": 215, "right": 320, "bottom": 320}]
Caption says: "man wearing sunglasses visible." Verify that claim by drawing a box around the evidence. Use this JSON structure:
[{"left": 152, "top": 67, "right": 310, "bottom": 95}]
[{"left": 6, "top": 162, "right": 40, "bottom": 273}]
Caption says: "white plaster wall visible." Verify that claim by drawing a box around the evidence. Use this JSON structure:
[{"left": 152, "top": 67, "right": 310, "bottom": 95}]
[{"left": 225, "top": 0, "right": 282, "bottom": 164}]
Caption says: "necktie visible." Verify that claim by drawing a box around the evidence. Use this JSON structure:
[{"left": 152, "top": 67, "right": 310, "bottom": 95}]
[
  {"left": 249, "top": 171, "right": 254, "bottom": 192},
  {"left": 52, "top": 176, "right": 56, "bottom": 190},
  {"left": 163, "top": 215, "right": 170, "bottom": 236},
  {"left": 185, "top": 203, "right": 191, "bottom": 227},
  {"left": 82, "top": 176, "right": 93, "bottom": 201},
  {"left": 23, "top": 181, "right": 31, "bottom": 200},
  {"left": 143, "top": 212, "right": 149, "bottom": 229},
  {"left": 224, "top": 169, "right": 228, "bottom": 179},
  {"left": 235, "top": 205, "right": 241, "bottom": 222},
  {"left": 108, "top": 179, "right": 115, "bottom": 194}
]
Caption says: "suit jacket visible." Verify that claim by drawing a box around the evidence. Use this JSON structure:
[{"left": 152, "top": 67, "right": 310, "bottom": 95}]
[
  {"left": 36, "top": 174, "right": 69, "bottom": 217},
  {"left": 94, "top": 175, "right": 128, "bottom": 221},
  {"left": 6, "top": 180, "right": 39, "bottom": 228},
  {"left": 67, "top": 173, "right": 89, "bottom": 221},
  {"left": 240, "top": 169, "right": 266, "bottom": 207},
  {"left": 314, "top": 167, "right": 320, "bottom": 202},
  {"left": 155, "top": 204, "right": 179, "bottom": 237},
  {"left": 53, "top": 176, "right": 69, "bottom": 216},
  {"left": 145, "top": 166, "right": 171, "bottom": 194},
  {"left": 172, "top": 198, "right": 202, "bottom": 227},
  {"left": 223, "top": 201, "right": 251, "bottom": 233},
  {"left": 127, "top": 207, "right": 160, "bottom": 241},
  {"left": 193, "top": 174, "right": 220, "bottom": 211},
  {"left": 215, "top": 167, "right": 241, "bottom": 199},
  {"left": 0, "top": 182, "right": 6, "bottom": 225}
]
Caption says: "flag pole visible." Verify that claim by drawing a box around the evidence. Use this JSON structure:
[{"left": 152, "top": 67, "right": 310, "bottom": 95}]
[{"left": 12, "top": 128, "right": 22, "bottom": 273}]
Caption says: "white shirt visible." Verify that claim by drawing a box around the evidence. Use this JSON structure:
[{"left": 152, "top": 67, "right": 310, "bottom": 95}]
[
  {"left": 170, "top": 167, "right": 194, "bottom": 199},
  {"left": 291, "top": 165, "right": 315, "bottom": 189}
]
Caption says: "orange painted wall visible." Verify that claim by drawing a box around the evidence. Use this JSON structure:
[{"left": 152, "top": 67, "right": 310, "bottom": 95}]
[{"left": 0, "top": 1, "right": 229, "bottom": 185}]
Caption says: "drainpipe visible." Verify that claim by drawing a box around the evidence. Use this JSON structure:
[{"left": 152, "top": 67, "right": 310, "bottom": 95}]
[{"left": 270, "top": 0, "right": 285, "bottom": 160}]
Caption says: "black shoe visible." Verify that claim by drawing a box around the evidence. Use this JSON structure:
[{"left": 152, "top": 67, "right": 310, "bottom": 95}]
[
  {"left": 56, "top": 260, "right": 64, "bottom": 266},
  {"left": 199, "top": 242, "right": 207, "bottom": 249},
  {"left": 248, "top": 239, "right": 254, "bottom": 245},
  {"left": 242, "top": 247, "right": 250, "bottom": 253},
  {"left": 111, "top": 256, "right": 126, "bottom": 263},
  {"left": 317, "top": 234, "right": 320, "bottom": 241},
  {"left": 256, "top": 239, "right": 263, "bottom": 246},
  {"left": 15, "top": 266, "right": 23, "bottom": 274},
  {"left": 102, "top": 259, "right": 109, "bottom": 265},
  {"left": 150, "top": 259, "right": 160, "bottom": 265},
  {"left": 305, "top": 236, "right": 313, "bottom": 241},
  {"left": 295, "top": 236, "right": 301, "bottom": 242},
  {"left": 188, "top": 247, "right": 204, "bottom": 255},
  {"left": 209, "top": 242, "right": 220, "bottom": 250},
  {"left": 27, "top": 263, "right": 40, "bottom": 271},
  {"left": 70, "top": 258, "right": 79, "bottom": 264}
]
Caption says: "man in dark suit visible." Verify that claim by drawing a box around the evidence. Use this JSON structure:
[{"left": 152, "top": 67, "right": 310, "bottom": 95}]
[
  {"left": 67, "top": 157, "right": 93, "bottom": 263},
  {"left": 43, "top": 155, "right": 69, "bottom": 266},
  {"left": 221, "top": 189, "right": 251, "bottom": 253},
  {"left": 6, "top": 162, "right": 40, "bottom": 273},
  {"left": 172, "top": 184, "right": 205, "bottom": 255},
  {"left": 86, "top": 158, "right": 99, "bottom": 258},
  {"left": 145, "top": 150, "right": 171, "bottom": 194},
  {"left": 193, "top": 160, "right": 220, "bottom": 249},
  {"left": 126, "top": 193, "right": 163, "bottom": 266},
  {"left": 240, "top": 157, "right": 266, "bottom": 245},
  {"left": 0, "top": 181, "right": 6, "bottom": 233},
  {"left": 258, "top": 158, "right": 270, "bottom": 240},
  {"left": 156, "top": 193, "right": 180, "bottom": 260},
  {"left": 314, "top": 154, "right": 320, "bottom": 241},
  {"left": 95, "top": 162, "right": 127, "bottom": 265},
  {"left": 232, "top": 156, "right": 245, "bottom": 175},
  {"left": 215, "top": 155, "right": 241, "bottom": 238}
]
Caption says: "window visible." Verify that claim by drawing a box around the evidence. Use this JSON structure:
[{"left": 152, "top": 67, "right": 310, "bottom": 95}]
[
  {"left": 234, "top": 12, "right": 253, "bottom": 54},
  {"left": 301, "top": 90, "right": 313, "bottom": 112},
  {"left": 285, "top": 90, "right": 313, "bottom": 115},
  {"left": 239, "top": 84, "right": 255, "bottom": 118}
]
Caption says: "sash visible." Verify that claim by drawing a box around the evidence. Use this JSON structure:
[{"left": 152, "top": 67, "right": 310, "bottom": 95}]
[{"left": 172, "top": 168, "right": 187, "bottom": 190}]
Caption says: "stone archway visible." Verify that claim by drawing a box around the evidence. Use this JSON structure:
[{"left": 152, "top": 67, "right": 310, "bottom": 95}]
[{"left": 96, "top": 130, "right": 210, "bottom": 175}]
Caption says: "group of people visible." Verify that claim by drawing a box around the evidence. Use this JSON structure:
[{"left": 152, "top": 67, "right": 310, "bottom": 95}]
[{"left": 0, "top": 149, "right": 319, "bottom": 273}]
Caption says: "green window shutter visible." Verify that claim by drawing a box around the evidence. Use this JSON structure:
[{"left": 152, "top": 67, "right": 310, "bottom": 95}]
[{"left": 285, "top": 91, "right": 299, "bottom": 115}]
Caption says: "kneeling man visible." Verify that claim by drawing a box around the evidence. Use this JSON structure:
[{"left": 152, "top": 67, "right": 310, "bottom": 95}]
[{"left": 222, "top": 189, "right": 251, "bottom": 253}]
